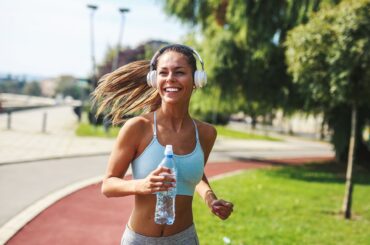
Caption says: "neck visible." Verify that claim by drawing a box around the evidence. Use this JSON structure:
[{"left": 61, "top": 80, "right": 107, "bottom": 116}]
[{"left": 157, "top": 103, "right": 191, "bottom": 133}]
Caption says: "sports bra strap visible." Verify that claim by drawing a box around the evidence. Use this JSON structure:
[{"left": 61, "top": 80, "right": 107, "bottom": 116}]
[
  {"left": 153, "top": 111, "right": 157, "bottom": 137},
  {"left": 153, "top": 111, "right": 199, "bottom": 140},
  {"left": 192, "top": 120, "right": 199, "bottom": 140}
]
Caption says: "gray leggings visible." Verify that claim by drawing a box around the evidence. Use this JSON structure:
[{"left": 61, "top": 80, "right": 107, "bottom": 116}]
[{"left": 121, "top": 224, "right": 199, "bottom": 245}]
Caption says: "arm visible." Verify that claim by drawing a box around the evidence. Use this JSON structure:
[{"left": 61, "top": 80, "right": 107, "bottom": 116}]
[
  {"left": 101, "top": 117, "right": 174, "bottom": 198},
  {"left": 195, "top": 123, "right": 234, "bottom": 220}
]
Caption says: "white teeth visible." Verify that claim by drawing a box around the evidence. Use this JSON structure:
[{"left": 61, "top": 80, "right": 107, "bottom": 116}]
[{"left": 165, "top": 88, "right": 179, "bottom": 92}]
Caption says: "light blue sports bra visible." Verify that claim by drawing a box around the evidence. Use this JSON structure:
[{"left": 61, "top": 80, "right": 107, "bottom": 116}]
[{"left": 131, "top": 112, "right": 204, "bottom": 196}]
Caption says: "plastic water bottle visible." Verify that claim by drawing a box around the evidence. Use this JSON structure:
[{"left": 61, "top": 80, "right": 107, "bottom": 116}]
[{"left": 154, "top": 145, "right": 177, "bottom": 225}]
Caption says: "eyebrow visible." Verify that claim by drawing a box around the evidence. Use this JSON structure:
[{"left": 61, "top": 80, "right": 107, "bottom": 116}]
[{"left": 158, "top": 66, "right": 186, "bottom": 70}]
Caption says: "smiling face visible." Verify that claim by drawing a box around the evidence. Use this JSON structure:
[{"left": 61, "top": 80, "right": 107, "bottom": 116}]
[{"left": 156, "top": 51, "right": 194, "bottom": 105}]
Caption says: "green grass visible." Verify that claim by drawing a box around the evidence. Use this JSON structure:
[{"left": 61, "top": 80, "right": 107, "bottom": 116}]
[
  {"left": 215, "top": 126, "right": 281, "bottom": 141},
  {"left": 193, "top": 163, "right": 370, "bottom": 245},
  {"left": 75, "top": 122, "right": 280, "bottom": 141},
  {"left": 75, "top": 123, "right": 120, "bottom": 138}
]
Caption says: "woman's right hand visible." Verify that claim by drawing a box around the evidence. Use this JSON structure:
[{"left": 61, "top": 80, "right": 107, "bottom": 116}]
[{"left": 136, "top": 166, "right": 176, "bottom": 194}]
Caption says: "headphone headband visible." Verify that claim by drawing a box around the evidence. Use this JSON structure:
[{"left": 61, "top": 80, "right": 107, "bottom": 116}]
[{"left": 149, "top": 44, "right": 205, "bottom": 72}]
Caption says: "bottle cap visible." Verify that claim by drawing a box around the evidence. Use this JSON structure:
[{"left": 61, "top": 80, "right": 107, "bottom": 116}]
[{"left": 164, "top": 145, "right": 173, "bottom": 156}]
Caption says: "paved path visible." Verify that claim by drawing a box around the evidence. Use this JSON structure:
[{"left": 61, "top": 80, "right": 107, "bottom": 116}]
[
  {"left": 0, "top": 106, "right": 114, "bottom": 164},
  {"left": 5, "top": 157, "right": 332, "bottom": 245},
  {"left": 0, "top": 155, "right": 109, "bottom": 227}
]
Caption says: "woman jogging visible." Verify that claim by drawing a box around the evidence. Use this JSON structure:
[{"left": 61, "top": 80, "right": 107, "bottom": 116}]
[{"left": 92, "top": 44, "right": 234, "bottom": 244}]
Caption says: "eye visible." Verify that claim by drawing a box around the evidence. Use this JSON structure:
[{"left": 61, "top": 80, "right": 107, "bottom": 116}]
[{"left": 176, "top": 71, "right": 184, "bottom": 75}]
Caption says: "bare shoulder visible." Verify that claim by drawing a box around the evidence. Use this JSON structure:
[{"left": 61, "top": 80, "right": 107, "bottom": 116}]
[
  {"left": 194, "top": 120, "right": 217, "bottom": 156},
  {"left": 116, "top": 114, "right": 153, "bottom": 146},
  {"left": 195, "top": 120, "right": 217, "bottom": 142}
]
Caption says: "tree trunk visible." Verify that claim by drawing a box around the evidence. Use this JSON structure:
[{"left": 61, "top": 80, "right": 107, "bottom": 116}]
[
  {"left": 251, "top": 115, "right": 257, "bottom": 130},
  {"left": 341, "top": 104, "right": 357, "bottom": 219},
  {"left": 320, "top": 114, "right": 326, "bottom": 140}
]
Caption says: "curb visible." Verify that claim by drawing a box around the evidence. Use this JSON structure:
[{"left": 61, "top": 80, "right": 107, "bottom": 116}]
[
  {"left": 0, "top": 152, "right": 111, "bottom": 166},
  {"left": 208, "top": 169, "right": 249, "bottom": 181},
  {"left": 0, "top": 175, "right": 104, "bottom": 244}
]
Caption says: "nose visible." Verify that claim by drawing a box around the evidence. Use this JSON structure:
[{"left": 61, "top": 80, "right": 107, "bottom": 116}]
[{"left": 165, "top": 72, "right": 176, "bottom": 82}]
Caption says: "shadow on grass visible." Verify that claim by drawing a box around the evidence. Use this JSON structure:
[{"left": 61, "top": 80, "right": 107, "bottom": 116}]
[{"left": 232, "top": 156, "right": 370, "bottom": 185}]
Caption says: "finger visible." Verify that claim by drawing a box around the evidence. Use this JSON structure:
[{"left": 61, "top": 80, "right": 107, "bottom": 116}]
[
  {"left": 212, "top": 208, "right": 228, "bottom": 219},
  {"left": 151, "top": 181, "right": 175, "bottom": 189},
  {"left": 212, "top": 199, "right": 227, "bottom": 206},
  {"left": 213, "top": 206, "right": 233, "bottom": 216},
  {"left": 219, "top": 204, "right": 233, "bottom": 213},
  {"left": 213, "top": 210, "right": 227, "bottom": 220},
  {"left": 212, "top": 206, "right": 221, "bottom": 212},
  {"left": 151, "top": 186, "right": 168, "bottom": 193},
  {"left": 152, "top": 166, "right": 171, "bottom": 176},
  {"left": 214, "top": 200, "right": 233, "bottom": 209},
  {"left": 160, "top": 174, "right": 176, "bottom": 183},
  {"left": 216, "top": 209, "right": 231, "bottom": 220},
  {"left": 150, "top": 175, "right": 176, "bottom": 184},
  {"left": 218, "top": 200, "right": 233, "bottom": 207},
  {"left": 224, "top": 201, "right": 233, "bottom": 208},
  {"left": 215, "top": 208, "right": 228, "bottom": 216},
  {"left": 223, "top": 206, "right": 234, "bottom": 213}
]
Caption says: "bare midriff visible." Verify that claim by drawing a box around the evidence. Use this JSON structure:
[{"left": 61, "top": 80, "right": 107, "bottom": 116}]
[{"left": 128, "top": 194, "right": 194, "bottom": 237}]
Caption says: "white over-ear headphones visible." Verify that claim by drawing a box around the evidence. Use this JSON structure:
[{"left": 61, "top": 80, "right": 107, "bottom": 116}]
[{"left": 146, "top": 44, "right": 207, "bottom": 89}]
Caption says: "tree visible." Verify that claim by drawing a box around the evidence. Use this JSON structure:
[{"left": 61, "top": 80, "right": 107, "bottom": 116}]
[
  {"left": 161, "top": 0, "right": 341, "bottom": 121},
  {"left": 0, "top": 76, "right": 26, "bottom": 94},
  {"left": 96, "top": 40, "right": 169, "bottom": 80},
  {"left": 285, "top": 0, "right": 370, "bottom": 218},
  {"left": 55, "top": 75, "right": 83, "bottom": 100},
  {"left": 23, "top": 81, "right": 42, "bottom": 96}
]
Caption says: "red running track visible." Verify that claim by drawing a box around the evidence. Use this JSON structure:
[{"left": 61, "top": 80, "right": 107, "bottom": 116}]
[{"left": 6, "top": 158, "right": 332, "bottom": 245}]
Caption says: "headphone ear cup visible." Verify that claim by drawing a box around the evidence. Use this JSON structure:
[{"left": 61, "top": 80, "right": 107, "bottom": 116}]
[
  {"left": 194, "top": 70, "right": 207, "bottom": 88},
  {"left": 146, "top": 71, "right": 157, "bottom": 88}
]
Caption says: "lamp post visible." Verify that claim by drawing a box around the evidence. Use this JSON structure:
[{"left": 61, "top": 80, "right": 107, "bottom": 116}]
[
  {"left": 112, "top": 8, "right": 130, "bottom": 71},
  {"left": 87, "top": 4, "right": 98, "bottom": 89}
]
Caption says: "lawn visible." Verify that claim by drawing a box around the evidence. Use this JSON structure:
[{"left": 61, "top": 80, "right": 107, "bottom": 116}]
[
  {"left": 76, "top": 122, "right": 280, "bottom": 141},
  {"left": 193, "top": 163, "right": 370, "bottom": 245},
  {"left": 75, "top": 123, "right": 120, "bottom": 138},
  {"left": 215, "top": 126, "right": 281, "bottom": 141}
]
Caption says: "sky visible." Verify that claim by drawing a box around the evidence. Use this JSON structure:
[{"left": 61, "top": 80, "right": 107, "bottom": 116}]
[{"left": 0, "top": 0, "right": 189, "bottom": 79}]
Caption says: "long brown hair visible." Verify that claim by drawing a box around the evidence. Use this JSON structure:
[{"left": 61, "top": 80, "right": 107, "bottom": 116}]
[{"left": 91, "top": 60, "right": 161, "bottom": 126}]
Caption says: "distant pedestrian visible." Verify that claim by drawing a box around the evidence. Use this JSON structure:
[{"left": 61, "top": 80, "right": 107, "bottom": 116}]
[
  {"left": 73, "top": 106, "right": 82, "bottom": 122},
  {"left": 92, "top": 44, "right": 233, "bottom": 244}
]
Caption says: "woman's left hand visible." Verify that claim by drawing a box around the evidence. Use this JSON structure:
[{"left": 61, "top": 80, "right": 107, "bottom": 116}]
[{"left": 210, "top": 199, "right": 234, "bottom": 220}]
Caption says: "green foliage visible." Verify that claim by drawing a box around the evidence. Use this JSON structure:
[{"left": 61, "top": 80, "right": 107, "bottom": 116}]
[
  {"left": 162, "top": 0, "right": 341, "bottom": 118},
  {"left": 193, "top": 164, "right": 370, "bottom": 244},
  {"left": 285, "top": 0, "right": 370, "bottom": 164},
  {"left": 22, "top": 81, "right": 42, "bottom": 96},
  {"left": 285, "top": 0, "right": 370, "bottom": 109},
  {"left": 56, "top": 75, "right": 87, "bottom": 100},
  {"left": 189, "top": 85, "right": 245, "bottom": 123},
  {"left": 0, "top": 80, "right": 25, "bottom": 94}
]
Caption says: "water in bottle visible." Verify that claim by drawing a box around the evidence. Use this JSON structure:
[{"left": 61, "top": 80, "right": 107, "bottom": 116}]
[{"left": 154, "top": 145, "right": 177, "bottom": 225}]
